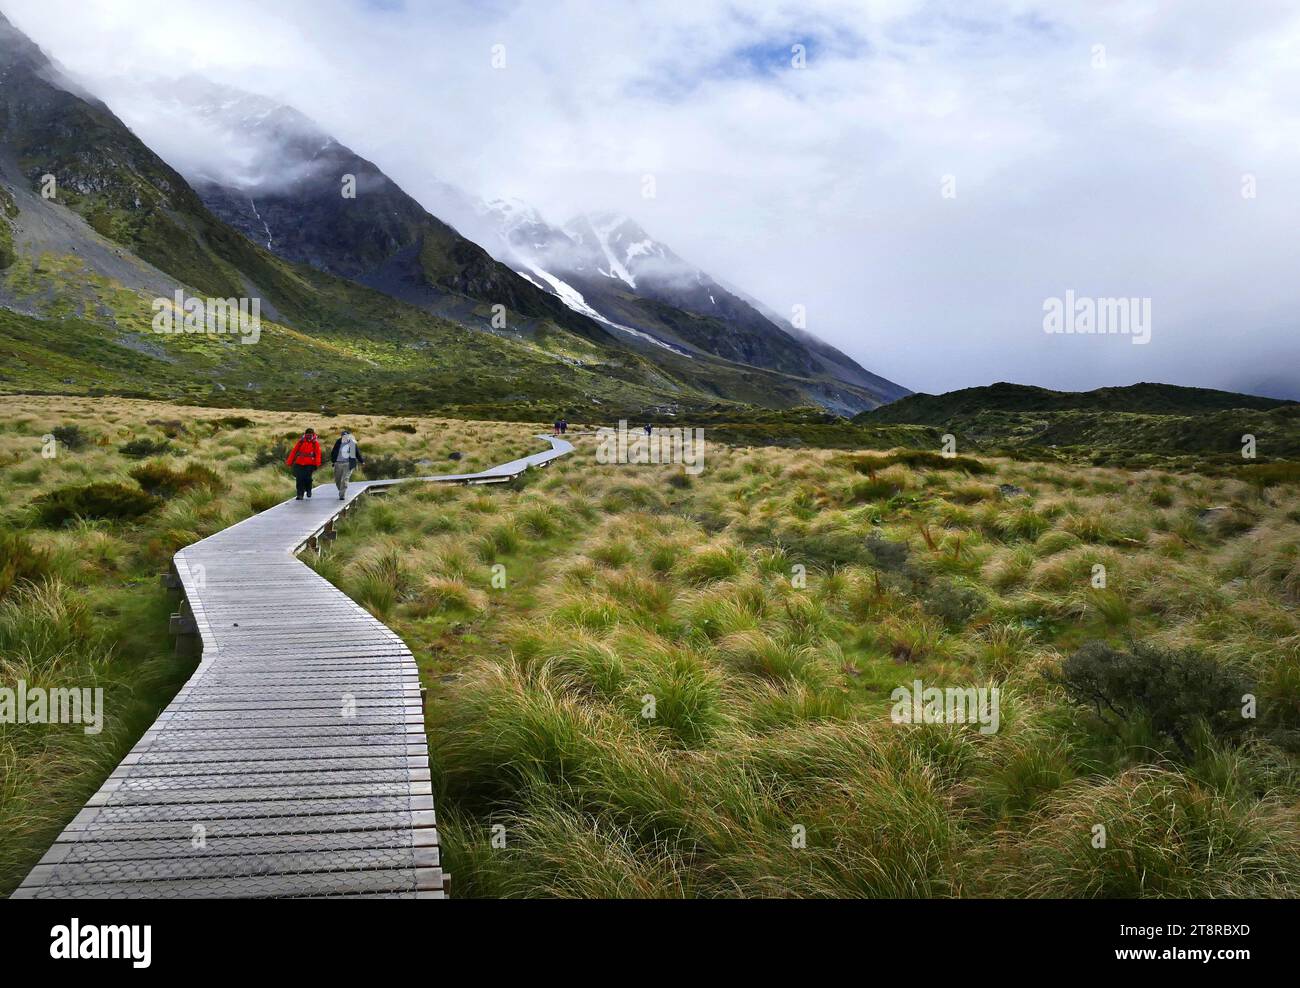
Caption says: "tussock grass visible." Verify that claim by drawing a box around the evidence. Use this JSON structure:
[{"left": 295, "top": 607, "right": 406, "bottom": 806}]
[{"left": 1, "top": 395, "right": 1297, "bottom": 898}]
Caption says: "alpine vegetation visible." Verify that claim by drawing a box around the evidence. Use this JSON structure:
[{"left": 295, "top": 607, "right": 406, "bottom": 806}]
[{"left": 0, "top": 0, "right": 1298, "bottom": 924}]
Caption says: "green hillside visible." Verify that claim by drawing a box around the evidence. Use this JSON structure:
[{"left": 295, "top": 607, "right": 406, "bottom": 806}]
[
  {"left": 861, "top": 382, "right": 1291, "bottom": 425},
  {"left": 853, "top": 382, "right": 1300, "bottom": 467}
]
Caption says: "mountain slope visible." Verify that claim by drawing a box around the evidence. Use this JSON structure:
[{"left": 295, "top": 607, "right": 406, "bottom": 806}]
[
  {"left": 0, "top": 18, "right": 905, "bottom": 417},
  {"left": 482, "top": 201, "right": 910, "bottom": 408},
  {"left": 124, "top": 77, "right": 905, "bottom": 412},
  {"left": 132, "top": 77, "right": 616, "bottom": 347}
]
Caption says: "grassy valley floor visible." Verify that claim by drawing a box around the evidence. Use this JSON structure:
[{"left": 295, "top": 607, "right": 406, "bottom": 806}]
[{"left": 1, "top": 396, "right": 1298, "bottom": 896}]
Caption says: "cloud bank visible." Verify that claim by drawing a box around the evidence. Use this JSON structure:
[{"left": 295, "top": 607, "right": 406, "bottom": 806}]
[{"left": 6, "top": 0, "right": 1298, "bottom": 397}]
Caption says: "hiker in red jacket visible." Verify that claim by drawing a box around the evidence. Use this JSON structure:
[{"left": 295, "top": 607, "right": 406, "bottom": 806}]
[{"left": 285, "top": 428, "right": 323, "bottom": 500}]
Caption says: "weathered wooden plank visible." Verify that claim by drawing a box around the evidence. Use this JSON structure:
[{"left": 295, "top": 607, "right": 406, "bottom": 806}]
[
  {"left": 36, "top": 828, "right": 439, "bottom": 865},
  {"left": 12, "top": 867, "right": 444, "bottom": 899},
  {"left": 52, "top": 811, "right": 438, "bottom": 842}
]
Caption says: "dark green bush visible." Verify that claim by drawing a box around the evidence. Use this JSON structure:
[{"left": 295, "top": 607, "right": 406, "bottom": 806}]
[
  {"left": 360, "top": 453, "right": 417, "bottom": 479},
  {"left": 865, "top": 532, "right": 928, "bottom": 593},
  {"left": 391, "top": 423, "right": 418, "bottom": 434},
  {"left": 50, "top": 424, "right": 87, "bottom": 451},
  {"left": 0, "top": 531, "right": 53, "bottom": 599},
  {"left": 836, "top": 450, "right": 992, "bottom": 475},
  {"left": 774, "top": 529, "right": 870, "bottom": 569},
  {"left": 212, "top": 415, "right": 256, "bottom": 430},
  {"left": 130, "top": 461, "right": 227, "bottom": 497},
  {"left": 34, "top": 483, "right": 160, "bottom": 526},
  {"left": 924, "top": 580, "right": 985, "bottom": 628},
  {"left": 146, "top": 418, "right": 187, "bottom": 438},
  {"left": 865, "top": 532, "right": 912, "bottom": 573},
  {"left": 119, "top": 437, "right": 174, "bottom": 457},
  {"left": 1049, "top": 640, "right": 1253, "bottom": 755}
]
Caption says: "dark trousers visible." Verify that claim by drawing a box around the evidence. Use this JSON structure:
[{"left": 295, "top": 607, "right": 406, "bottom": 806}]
[{"left": 293, "top": 465, "right": 316, "bottom": 498}]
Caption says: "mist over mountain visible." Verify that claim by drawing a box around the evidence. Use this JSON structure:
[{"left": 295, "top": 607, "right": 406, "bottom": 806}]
[
  {"left": 0, "top": 13, "right": 910, "bottom": 415},
  {"left": 82, "top": 74, "right": 906, "bottom": 410}
]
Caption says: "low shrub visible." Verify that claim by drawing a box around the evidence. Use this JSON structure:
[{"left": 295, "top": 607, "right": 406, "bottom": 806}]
[
  {"left": 865, "top": 532, "right": 928, "bottom": 591},
  {"left": 1049, "top": 641, "right": 1253, "bottom": 755},
  {"left": 50, "top": 424, "right": 87, "bottom": 451},
  {"left": 360, "top": 453, "right": 418, "bottom": 478},
  {"left": 923, "top": 580, "right": 985, "bottom": 628},
  {"left": 34, "top": 483, "right": 160, "bottom": 526},
  {"left": 774, "top": 529, "right": 869, "bottom": 569},
  {"left": 119, "top": 437, "right": 174, "bottom": 458},
  {"left": 130, "top": 461, "right": 227, "bottom": 497},
  {"left": 836, "top": 450, "right": 992, "bottom": 475},
  {"left": 145, "top": 419, "right": 187, "bottom": 438}
]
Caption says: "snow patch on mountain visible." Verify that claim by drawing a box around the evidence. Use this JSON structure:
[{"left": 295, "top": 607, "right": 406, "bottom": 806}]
[{"left": 517, "top": 261, "right": 689, "bottom": 355}]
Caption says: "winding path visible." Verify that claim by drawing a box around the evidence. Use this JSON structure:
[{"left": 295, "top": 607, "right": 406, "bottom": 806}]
[{"left": 13, "top": 435, "right": 574, "bottom": 899}]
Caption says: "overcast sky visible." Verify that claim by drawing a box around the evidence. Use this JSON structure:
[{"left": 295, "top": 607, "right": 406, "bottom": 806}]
[{"left": 7, "top": 0, "right": 1299, "bottom": 398}]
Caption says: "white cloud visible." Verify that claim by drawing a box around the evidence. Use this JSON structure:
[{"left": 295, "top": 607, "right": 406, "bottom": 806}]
[{"left": 6, "top": 0, "right": 1299, "bottom": 397}]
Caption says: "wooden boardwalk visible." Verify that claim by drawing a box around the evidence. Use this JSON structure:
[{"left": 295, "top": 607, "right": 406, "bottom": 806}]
[{"left": 13, "top": 435, "right": 574, "bottom": 899}]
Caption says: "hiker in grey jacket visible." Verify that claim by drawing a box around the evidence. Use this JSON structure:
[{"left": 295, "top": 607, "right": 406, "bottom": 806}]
[{"left": 329, "top": 430, "right": 365, "bottom": 500}]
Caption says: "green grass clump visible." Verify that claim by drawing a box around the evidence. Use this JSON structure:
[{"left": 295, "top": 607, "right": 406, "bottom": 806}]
[
  {"left": 987, "top": 769, "right": 1300, "bottom": 897},
  {"left": 0, "top": 531, "right": 54, "bottom": 600},
  {"left": 3, "top": 395, "right": 1298, "bottom": 900}
]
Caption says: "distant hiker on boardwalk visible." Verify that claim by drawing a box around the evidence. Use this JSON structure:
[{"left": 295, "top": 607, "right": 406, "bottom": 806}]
[
  {"left": 644, "top": 422, "right": 653, "bottom": 437},
  {"left": 285, "top": 428, "right": 322, "bottom": 500},
  {"left": 553, "top": 419, "right": 561, "bottom": 436},
  {"left": 329, "top": 429, "right": 366, "bottom": 501},
  {"left": 559, "top": 418, "right": 568, "bottom": 434}
]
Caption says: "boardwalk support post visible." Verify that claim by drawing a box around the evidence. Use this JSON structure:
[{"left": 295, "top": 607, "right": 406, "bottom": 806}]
[{"left": 169, "top": 597, "right": 199, "bottom": 657}]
